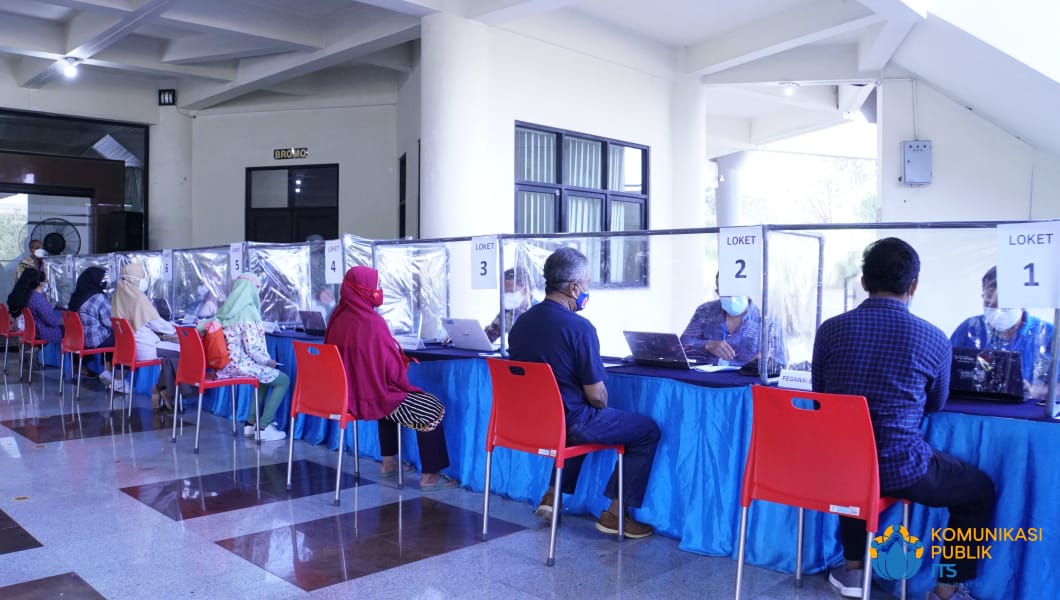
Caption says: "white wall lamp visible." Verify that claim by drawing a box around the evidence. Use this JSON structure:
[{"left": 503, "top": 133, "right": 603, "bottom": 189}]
[
  {"left": 780, "top": 81, "right": 799, "bottom": 97},
  {"left": 62, "top": 57, "right": 79, "bottom": 78}
]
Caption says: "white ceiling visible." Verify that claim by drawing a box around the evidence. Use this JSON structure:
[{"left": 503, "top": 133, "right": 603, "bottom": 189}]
[{"left": 0, "top": 0, "right": 1055, "bottom": 157}]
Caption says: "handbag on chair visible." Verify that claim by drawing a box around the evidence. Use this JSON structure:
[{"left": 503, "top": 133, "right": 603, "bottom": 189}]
[{"left": 202, "top": 321, "right": 230, "bottom": 369}]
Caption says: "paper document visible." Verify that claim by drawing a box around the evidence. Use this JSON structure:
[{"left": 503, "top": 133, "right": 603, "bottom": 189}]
[{"left": 693, "top": 364, "right": 740, "bottom": 373}]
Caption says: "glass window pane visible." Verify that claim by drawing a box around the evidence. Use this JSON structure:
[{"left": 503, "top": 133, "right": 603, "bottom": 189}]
[
  {"left": 565, "top": 194, "right": 602, "bottom": 232},
  {"left": 564, "top": 137, "right": 602, "bottom": 188},
  {"left": 250, "top": 170, "right": 288, "bottom": 208},
  {"left": 515, "top": 128, "right": 557, "bottom": 184},
  {"left": 609, "top": 199, "right": 643, "bottom": 231},
  {"left": 609, "top": 145, "right": 644, "bottom": 193},
  {"left": 516, "top": 190, "right": 556, "bottom": 233},
  {"left": 292, "top": 166, "right": 338, "bottom": 207}
]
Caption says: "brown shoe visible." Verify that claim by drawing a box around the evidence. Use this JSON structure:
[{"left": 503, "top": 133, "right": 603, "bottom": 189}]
[
  {"left": 595, "top": 510, "right": 654, "bottom": 539},
  {"left": 535, "top": 490, "right": 558, "bottom": 521}
]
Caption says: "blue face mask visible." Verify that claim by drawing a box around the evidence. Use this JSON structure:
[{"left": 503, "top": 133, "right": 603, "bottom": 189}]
[
  {"left": 574, "top": 290, "right": 589, "bottom": 311},
  {"left": 720, "top": 295, "right": 749, "bottom": 316}
]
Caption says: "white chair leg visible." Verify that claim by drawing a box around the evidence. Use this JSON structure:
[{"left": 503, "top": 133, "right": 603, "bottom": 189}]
[
  {"left": 334, "top": 426, "right": 346, "bottom": 506},
  {"left": 900, "top": 504, "right": 910, "bottom": 600},
  {"left": 254, "top": 385, "right": 261, "bottom": 445},
  {"left": 109, "top": 365, "right": 116, "bottom": 412},
  {"left": 546, "top": 465, "right": 563, "bottom": 566},
  {"left": 396, "top": 422, "right": 404, "bottom": 490},
  {"left": 127, "top": 368, "right": 136, "bottom": 418},
  {"left": 193, "top": 391, "right": 204, "bottom": 453},
  {"left": 481, "top": 449, "right": 493, "bottom": 541},
  {"left": 617, "top": 452, "right": 624, "bottom": 541},
  {"left": 734, "top": 506, "right": 750, "bottom": 600},
  {"left": 27, "top": 345, "right": 35, "bottom": 384},
  {"left": 75, "top": 355, "right": 83, "bottom": 400},
  {"left": 285, "top": 415, "right": 296, "bottom": 491},
  {"left": 19, "top": 342, "right": 25, "bottom": 381},
  {"left": 230, "top": 386, "right": 237, "bottom": 436},
  {"left": 171, "top": 386, "right": 182, "bottom": 442},
  {"left": 861, "top": 531, "right": 873, "bottom": 600},
  {"left": 58, "top": 351, "right": 66, "bottom": 395},
  {"left": 795, "top": 507, "right": 805, "bottom": 586},
  {"left": 352, "top": 420, "right": 360, "bottom": 484}
]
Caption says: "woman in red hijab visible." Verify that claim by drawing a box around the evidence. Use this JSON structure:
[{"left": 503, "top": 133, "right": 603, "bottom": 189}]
[{"left": 325, "top": 266, "right": 458, "bottom": 490}]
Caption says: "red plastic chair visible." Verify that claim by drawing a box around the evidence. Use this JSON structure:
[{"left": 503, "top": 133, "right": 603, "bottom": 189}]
[
  {"left": 109, "top": 317, "right": 163, "bottom": 415},
  {"left": 170, "top": 326, "right": 260, "bottom": 453},
  {"left": 60, "top": 311, "right": 115, "bottom": 399},
  {"left": 734, "top": 386, "right": 909, "bottom": 600},
  {"left": 483, "top": 358, "right": 624, "bottom": 566},
  {"left": 19, "top": 309, "right": 50, "bottom": 383},
  {"left": 0, "top": 304, "right": 24, "bottom": 373},
  {"left": 286, "top": 341, "right": 360, "bottom": 505}
]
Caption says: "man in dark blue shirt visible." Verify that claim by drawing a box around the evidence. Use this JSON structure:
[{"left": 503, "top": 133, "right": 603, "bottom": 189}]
[
  {"left": 813, "top": 238, "right": 994, "bottom": 600},
  {"left": 509, "top": 247, "right": 661, "bottom": 538}
]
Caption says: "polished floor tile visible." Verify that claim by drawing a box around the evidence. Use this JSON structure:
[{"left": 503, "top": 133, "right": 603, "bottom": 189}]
[
  {"left": 217, "top": 496, "right": 525, "bottom": 591},
  {"left": 1, "top": 408, "right": 186, "bottom": 444},
  {"left": 0, "top": 509, "right": 42, "bottom": 555},
  {"left": 0, "top": 572, "right": 104, "bottom": 600},
  {"left": 121, "top": 459, "right": 367, "bottom": 521}
]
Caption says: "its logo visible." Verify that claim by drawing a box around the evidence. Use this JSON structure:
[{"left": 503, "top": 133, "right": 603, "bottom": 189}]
[{"left": 869, "top": 525, "right": 924, "bottom": 580}]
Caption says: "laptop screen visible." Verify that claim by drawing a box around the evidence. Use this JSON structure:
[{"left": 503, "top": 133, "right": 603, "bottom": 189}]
[
  {"left": 622, "top": 331, "right": 693, "bottom": 369},
  {"left": 950, "top": 347, "right": 1024, "bottom": 402}
]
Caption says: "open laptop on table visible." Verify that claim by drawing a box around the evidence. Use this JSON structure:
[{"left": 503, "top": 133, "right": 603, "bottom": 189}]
[
  {"left": 950, "top": 347, "right": 1025, "bottom": 403},
  {"left": 443, "top": 317, "right": 499, "bottom": 352},
  {"left": 297, "top": 310, "right": 327, "bottom": 337},
  {"left": 622, "top": 331, "right": 698, "bottom": 370}
]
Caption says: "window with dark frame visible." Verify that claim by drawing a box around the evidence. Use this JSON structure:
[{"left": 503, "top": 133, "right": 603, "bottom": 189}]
[
  {"left": 245, "top": 164, "right": 338, "bottom": 243},
  {"left": 514, "top": 122, "right": 649, "bottom": 286}
]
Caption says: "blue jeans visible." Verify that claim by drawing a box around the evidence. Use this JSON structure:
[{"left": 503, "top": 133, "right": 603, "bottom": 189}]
[{"left": 558, "top": 406, "right": 661, "bottom": 508}]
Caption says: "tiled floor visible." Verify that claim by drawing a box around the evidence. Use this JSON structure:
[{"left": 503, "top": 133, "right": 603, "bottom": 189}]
[{"left": 0, "top": 360, "right": 898, "bottom": 599}]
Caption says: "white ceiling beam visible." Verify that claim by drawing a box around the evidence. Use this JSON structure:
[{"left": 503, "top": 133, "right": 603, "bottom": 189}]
[
  {"left": 837, "top": 82, "right": 875, "bottom": 114},
  {"left": 751, "top": 111, "right": 846, "bottom": 146},
  {"left": 854, "top": 0, "right": 924, "bottom": 72},
  {"left": 162, "top": 34, "right": 299, "bottom": 65},
  {"left": 350, "top": 0, "right": 442, "bottom": 16},
  {"left": 719, "top": 84, "right": 841, "bottom": 115},
  {"left": 89, "top": 39, "right": 237, "bottom": 81},
  {"left": 701, "top": 45, "right": 876, "bottom": 86},
  {"left": 0, "top": 13, "right": 66, "bottom": 59},
  {"left": 350, "top": 45, "right": 414, "bottom": 73},
  {"left": 684, "top": 0, "right": 882, "bottom": 76},
  {"left": 181, "top": 15, "right": 419, "bottom": 110},
  {"left": 466, "top": 0, "right": 584, "bottom": 26},
  {"left": 705, "top": 115, "right": 751, "bottom": 147}
]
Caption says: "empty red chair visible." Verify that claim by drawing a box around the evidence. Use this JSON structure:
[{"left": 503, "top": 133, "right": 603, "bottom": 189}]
[
  {"left": 734, "top": 386, "right": 909, "bottom": 600},
  {"left": 19, "top": 309, "right": 49, "bottom": 383},
  {"left": 483, "top": 358, "right": 624, "bottom": 566},
  {"left": 109, "top": 317, "right": 163, "bottom": 415},
  {"left": 286, "top": 341, "right": 360, "bottom": 505},
  {"left": 60, "top": 311, "right": 115, "bottom": 399},
  {"left": 0, "top": 304, "right": 24, "bottom": 373},
  {"left": 170, "top": 326, "right": 260, "bottom": 453}
]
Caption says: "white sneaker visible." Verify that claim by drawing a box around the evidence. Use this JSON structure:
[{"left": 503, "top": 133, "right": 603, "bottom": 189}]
[
  {"left": 257, "top": 423, "right": 286, "bottom": 442},
  {"left": 99, "top": 371, "right": 113, "bottom": 388},
  {"left": 243, "top": 424, "right": 256, "bottom": 437},
  {"left": 111, "top": 378, "right": 129, "bottom": 394}
]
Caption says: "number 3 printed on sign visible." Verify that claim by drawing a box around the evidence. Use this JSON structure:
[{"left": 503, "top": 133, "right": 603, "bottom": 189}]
[{"left": 480, "top": 261, "right": 487, "bottom": 276}]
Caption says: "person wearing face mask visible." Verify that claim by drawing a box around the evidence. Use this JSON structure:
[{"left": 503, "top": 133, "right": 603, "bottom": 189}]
[
  {"left": 679, "top": 273, "right": 786, "bottom": 367},
  {"left": 950, "top": 266, "right": 1054, "bottom": 401},
  {"left": 194, "top": 283, "right": 220, "bottom": 320},
  {"left": 508, "top": 247, "right": 661, "bottom": 539},
  {"left": 7, "top": 267, "right": 62, "bottom": 345},
  {"left": 483, "top": 268, "right": 534, "bottom": 343},
  {"left": 325, "top": 266, "right": 459, "bottom": 490},
  {"left": 111, "top": 263, "right": 176, "bottom": 396},
  {"left": 15, "top": 239, "right": 46, "bottom": 282}
]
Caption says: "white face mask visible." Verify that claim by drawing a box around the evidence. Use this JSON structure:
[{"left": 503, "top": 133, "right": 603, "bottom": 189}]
[
  {"left": 984, "top": 307, "right": 1021, "bottom": 331},
  {"left": 40, "top": 283, "right": 48, "bottom": 293},
  {"left": 503, "top": 291, "right": 524, "bottom": 310},
  {"left": 138, "top": 278, "right": 149, "bottom": 293},
  {"left": 33, "top": 248, "right": 46, "bottom": 258}
]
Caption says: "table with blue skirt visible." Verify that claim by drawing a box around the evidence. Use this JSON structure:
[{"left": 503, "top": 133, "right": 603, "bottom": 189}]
[{"left": 41, "top": 334, "right": 1058, "bottom": 598}]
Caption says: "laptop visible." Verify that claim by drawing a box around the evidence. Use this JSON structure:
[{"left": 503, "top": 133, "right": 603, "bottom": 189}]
[
  {"left": 950, "top": 347, "right": 1025, "bottom": 403},
  {"left": 622, "top": 331, "right": 696, "bottom": 370},
  {"left": 443, "top": 318, "right": 499, "bottom": 352},
  {"left": 297, "top": 310, "right": 327, "bottom": 336}
]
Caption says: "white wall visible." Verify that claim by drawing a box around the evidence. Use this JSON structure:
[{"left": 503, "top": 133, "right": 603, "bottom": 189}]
[
  {"left": 190, "top": 100, "right": 398, "bottom": 247},
  {"left": 149, "top": 106, "right": 193, "bottom": 249},
  {"left": 396, "top": 45, "right": 421, "bottom": 239},
  {"left": 0, "top": 63, "right": 160, "bottom": 125}
]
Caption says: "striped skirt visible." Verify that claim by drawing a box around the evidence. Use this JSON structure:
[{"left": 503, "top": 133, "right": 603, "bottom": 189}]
[{"left": 384, "top": 391, "right": 445, "bottom": 433}]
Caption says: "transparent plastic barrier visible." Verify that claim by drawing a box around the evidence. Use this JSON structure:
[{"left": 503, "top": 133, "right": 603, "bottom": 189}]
[
  {"left": 373, "top": 241, "right": 448, "bottom": 337},
  {"left": 246, "top": 242, "right": 310, "bottom": 327},
  {"left": 172, "top": 246, "right": 229, "bottom": 322}
]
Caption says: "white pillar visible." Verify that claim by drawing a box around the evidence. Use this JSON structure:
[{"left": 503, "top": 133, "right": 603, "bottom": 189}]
[
  {"left": 148, "top": 106, "right": 193, "bottom": 249},
  {"left": 669, "top": 75, "right": 708, "bottom": 229},
  {"left": 419, "top": 13, "right": 489, "bottom": 239},
  {"left": 714, "top": 151, "right": 747, "bottom": 227}
]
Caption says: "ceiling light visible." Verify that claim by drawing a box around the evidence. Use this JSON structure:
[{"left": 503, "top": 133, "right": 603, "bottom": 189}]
[
  {"left": 62, "top": 57, "right": 79, "bottom": 78},
  {"left": 781, "top": 81, "right": 799, "bottom": 97}
]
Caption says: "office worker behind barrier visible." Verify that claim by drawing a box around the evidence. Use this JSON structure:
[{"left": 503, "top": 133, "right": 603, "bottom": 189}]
[
  {"left": 679, "top": 273, "right": 786, "bottom": 367},
  {"left": 950, "top": 266, "right": 1054, "bottom": 401},
  {"left": 483, "top": 267, "right": 533, "bottom": 343}
]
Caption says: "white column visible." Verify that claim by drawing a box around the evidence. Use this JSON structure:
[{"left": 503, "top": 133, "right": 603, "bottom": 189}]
[
  {"left": 714, "top": 151, "right": 747, "bottom": 227},
  {"left": 669, "top": 75, "right": 708, "bottom": 229},
  {"left": 148, "top": 105, "right": 193, "bottom": 249},
  {"left": 419, "top": 13, "right": 489, "bottom": 239}
]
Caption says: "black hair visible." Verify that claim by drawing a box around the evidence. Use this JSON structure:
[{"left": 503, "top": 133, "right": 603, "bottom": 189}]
[
  {"left": 7, "top": 268, "right": 45, "bottom": 317},
  {"left": 543, "top": 247, "right": 588, "bottom": 294},
  {"left": 69, "top": 267, "right": 107, "bottom": 312},
  {"left": 503, "top": 267, "right": 530, "bottom": 288},
  {"left": 982, "top": 266, "right": 997, "bottom": 289},
  {"left": 861, "top": 237, "right": 920, "bottom": 295}
]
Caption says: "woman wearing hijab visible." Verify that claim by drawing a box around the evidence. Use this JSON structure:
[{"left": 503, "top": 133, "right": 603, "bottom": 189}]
[
  {"left": 325, "top": 266, "right": 458, "bottom": 491},
  {"left": 213, "top": 273, "right": 289, "bottom": 442},
  {"left": 69, "top": 266, "right": 114, "bottom": 387},
  {"left": 7, "top": 268, "right": 62, "bottom": 344},
  {"left": 111, "top": 263, "right": 175, "bottom": 397}
]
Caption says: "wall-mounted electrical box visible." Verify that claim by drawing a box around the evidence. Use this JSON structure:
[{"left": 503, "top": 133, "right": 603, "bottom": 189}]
[{"left": 901, "top": 140, "right": 932, "bottom": 185}]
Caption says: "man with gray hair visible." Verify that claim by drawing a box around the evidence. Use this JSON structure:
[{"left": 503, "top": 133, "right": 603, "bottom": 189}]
[{"left": 509, "top": 246, "right": 661, "bottom": 538}]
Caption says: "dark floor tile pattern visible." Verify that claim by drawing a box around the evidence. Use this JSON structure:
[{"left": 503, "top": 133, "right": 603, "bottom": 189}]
[
  {"left": 121, "top": 459, "right": 367, "bottom": 521},
  {"left": 0, "top": 509, "right": 42, "bottom": 556},
  {"left": 217, "top": 496, "right": 525, "bottom": 591},
  {"left": 0, "top": 572, "right": 105, "bottom": 600},
  {"left": 1, "top": 408, "right": 188, "bottom": 443}
]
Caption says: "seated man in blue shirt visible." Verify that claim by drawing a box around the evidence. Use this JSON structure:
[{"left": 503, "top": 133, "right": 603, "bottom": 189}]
[
  {"left": 680, "top": 273, "right": 786, "bottom": 367},
  {"left": 509, "top": 247, "right": 661, "bottom": 538},
  {"left": 813, "top": 238, "right": 994, "bottom": 600},
  {"left": 951, "top": 266, "right": 1054, "bottom": 401}
]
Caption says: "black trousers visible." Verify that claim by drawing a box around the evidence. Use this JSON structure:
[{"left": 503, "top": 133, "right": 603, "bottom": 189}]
[{"left": 839, "top": 449, "right": 995, "bottom": 584}]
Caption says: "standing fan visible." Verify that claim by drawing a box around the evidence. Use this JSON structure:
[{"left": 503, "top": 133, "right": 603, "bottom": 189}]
[{"left": 30, "top": 218, "right": 82, "bottom": 256}]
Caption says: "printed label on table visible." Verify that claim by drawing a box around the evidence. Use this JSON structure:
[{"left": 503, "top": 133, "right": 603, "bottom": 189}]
[
  {"left": 996, "top": 221, "right": 1060, "bottom": 308},
  {"left": 778, "top": 369, "right": 813, "bottom": 391},
  {"left": 229, "top": 243, "right": 243, "bottom": 276},
  {"left": 718, "top": 226, "right": 763, "bottom": 297},
  {"left": 471, "top": 236, "right": 498, "bottom": 290},
  {"left": 324, "top": 239, "right": 343, "bottom": 284},
  {"left": 829, "top": 504, "right": 861, "bottom": 517}
]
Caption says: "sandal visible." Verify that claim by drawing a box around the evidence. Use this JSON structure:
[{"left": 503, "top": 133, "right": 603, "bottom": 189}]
[
  {"left": 419, "top": 474, "right": 460, "bottom": 492},
  {"left": 379, "top": 462, "right": 415, "bottom": 478}
]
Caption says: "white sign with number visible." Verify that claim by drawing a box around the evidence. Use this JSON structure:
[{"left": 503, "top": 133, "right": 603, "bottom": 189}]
[
  {"left": 324, "top": 239, "right": 343, "bottom": 284},
  {"left": 996, "top": 221, "right": 1060, "bottom": 308},
  {"left": 471, "top": 236, "right": 498, "bottom": 290},
  {"left": 161, "top": 249, "right": 174, "bottom": 282},
  {"left": 229, "top": 243, "right": 243, "bottom": 276},
  {"left": 718, "top": 226, "right": 763, "bottom": 297}
]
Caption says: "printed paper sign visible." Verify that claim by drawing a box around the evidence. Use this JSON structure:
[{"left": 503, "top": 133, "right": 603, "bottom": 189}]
[
  {"left": 161, "top": 249, "right": 173, "bottom": 282},
  {"left": 229, "top": 243, "right": 243, "bottom": 276},
  {"left": 324, "top": 239, "right": 343, "bottom": 284},
  {"left": 996, "top": 221, "right": 1060, "bottom": 308},
  {"left": 778, "top": 369, "right": 813, "bottom": 391},
  {"left": 471, "top": 236, "right": 498, "bottom": 290},
  {"left": 718, "top": 226, "right": 763, "bottom": 297}
]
